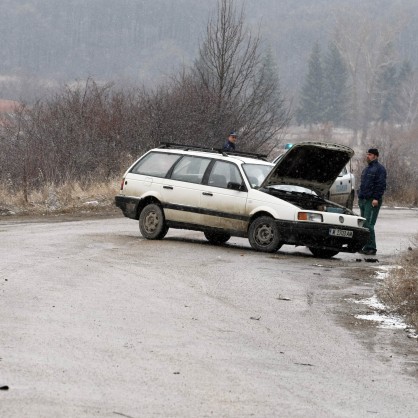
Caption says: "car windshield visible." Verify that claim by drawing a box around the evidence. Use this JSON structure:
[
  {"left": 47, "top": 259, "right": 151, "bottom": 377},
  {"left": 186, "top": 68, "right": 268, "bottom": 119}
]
[{"left": 242, "top": 163, "right": 272, "bottom": 188}]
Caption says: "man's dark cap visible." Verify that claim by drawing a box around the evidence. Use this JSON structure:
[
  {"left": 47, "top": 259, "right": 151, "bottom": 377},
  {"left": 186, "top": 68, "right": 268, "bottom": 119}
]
[
  {"left": 229, "top": 130, "right": 237, "bottom": 137},
  {"left": 367, "top": 148, "right": 379, "bottom": 156}
]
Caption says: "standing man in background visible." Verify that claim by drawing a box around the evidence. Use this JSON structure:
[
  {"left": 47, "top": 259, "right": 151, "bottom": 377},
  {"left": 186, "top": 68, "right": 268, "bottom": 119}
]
[
  {"left": 358, "top": 148, "right": 387, "bottom": 256},
  {"left": 223, "top": 130, "right": 237, "bottom": 152}
]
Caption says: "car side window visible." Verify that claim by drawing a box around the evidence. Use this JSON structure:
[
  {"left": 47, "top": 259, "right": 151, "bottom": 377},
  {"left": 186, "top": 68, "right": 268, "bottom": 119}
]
[
  {"left": 208, "top": 161, "right": 243, "bottom": 189},
  {"left": 339, "top": 166, "right": 348, "bottom": 176},
  {"left": 170, "top": 156, "right": 211, "bottom": 184},
  {"left": 130, "top": 152, "right": 180, "bottom": 177}
]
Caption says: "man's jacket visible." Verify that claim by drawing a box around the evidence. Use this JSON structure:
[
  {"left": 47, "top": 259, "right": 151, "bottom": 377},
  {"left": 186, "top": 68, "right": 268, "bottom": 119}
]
[
  {"left": 223, "top": 140, "right": 235, "bottom": 152},
  {"left": 358, "top": 159, "right": 387, "bottom": 200}
]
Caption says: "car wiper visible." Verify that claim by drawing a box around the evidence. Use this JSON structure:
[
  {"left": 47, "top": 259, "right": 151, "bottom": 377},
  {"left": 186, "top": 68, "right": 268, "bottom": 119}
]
[
  {"left": 265, "top": 186, "right": 327, "bottom": 202},
  {"left": 265, "top": 186, "right": 315, "bottom": 196}
]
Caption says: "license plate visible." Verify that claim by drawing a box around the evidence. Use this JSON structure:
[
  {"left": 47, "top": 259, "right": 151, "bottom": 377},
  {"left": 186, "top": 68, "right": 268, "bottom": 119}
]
[{"left": 329, "top": 228, "right": 353, "bottom": 238}]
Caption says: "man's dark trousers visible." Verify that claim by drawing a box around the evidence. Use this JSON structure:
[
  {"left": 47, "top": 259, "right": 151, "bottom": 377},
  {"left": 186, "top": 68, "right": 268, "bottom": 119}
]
[{"left": 358, "top": 197, "right": 382, "bottom": 251}]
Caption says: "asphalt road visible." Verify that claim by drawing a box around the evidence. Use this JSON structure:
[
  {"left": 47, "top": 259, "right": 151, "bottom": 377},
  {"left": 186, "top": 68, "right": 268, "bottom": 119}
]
[{"left": 1, "top": 208, "right": 418, "bottom": 417}]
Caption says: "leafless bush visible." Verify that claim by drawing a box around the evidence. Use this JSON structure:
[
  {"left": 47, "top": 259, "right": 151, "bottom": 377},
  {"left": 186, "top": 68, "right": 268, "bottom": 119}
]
[
  {"left": 132, "top": 73, "right": 219, "bottom": 147},
  {"left": 0, "top": 79, "right": 147, "bottom": 199},
  {"left": 362, "top": 124, "right": 418, "bottom": 206},
  {"left": 377, "top": 237, "right": 418, "bottom": 329}
]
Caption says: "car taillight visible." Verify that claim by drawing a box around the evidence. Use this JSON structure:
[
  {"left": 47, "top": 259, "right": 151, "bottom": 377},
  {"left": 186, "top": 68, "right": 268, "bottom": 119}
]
[{"left": 120, "top": 178, "right": 125, "bottom": 190}]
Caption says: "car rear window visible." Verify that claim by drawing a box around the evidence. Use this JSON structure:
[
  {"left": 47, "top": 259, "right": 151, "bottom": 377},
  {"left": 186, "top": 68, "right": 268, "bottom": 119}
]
[{"left": 130, "top": 152, "right": 181, "bottom": 177}]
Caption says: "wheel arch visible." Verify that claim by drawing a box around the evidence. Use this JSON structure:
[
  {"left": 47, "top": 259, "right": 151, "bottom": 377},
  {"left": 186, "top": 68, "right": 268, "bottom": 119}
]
[
  {"left": 248, "top": 210, "right": 276, "bottom": 232},
  {"left": 249, "top": 206, "right": 278, "bottom": 220},
  {"left": 136, "top": 195, "right": 163, "bottom": 219}
]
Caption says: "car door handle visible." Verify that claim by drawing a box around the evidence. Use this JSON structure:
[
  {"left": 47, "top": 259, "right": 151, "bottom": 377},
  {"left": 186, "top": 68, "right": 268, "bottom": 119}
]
[
  {"left": 202, "top": 192, "right": 213, "bottom": 196},
  {"left": 163, "top": 186, "right": 173, "bottom": 190}
]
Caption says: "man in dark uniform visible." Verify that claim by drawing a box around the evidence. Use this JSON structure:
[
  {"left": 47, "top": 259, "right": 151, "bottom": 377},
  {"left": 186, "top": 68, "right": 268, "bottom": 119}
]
[
  {"left": 223, "top": 130, "right": 237, "bottom": 152},
  {"left": 358, "top": 148, "right": 387, "bottom": 255}
]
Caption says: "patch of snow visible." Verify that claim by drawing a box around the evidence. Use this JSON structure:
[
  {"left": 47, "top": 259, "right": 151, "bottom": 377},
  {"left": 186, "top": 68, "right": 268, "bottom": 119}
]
[
  {"left": 353, "top": 295, "right": 386, "bottom": 310},
  {"left": 392, "top": 206, "right": 418, "bottom": 210},
  {"left": 349, "top": 294, "right": 417, "bottom": 336},
  {"left": 356, "top": 312, "right": 408, "bottom": 329},
  {"left": 371, "top": 265, "right": 402, "bottom": 281}
]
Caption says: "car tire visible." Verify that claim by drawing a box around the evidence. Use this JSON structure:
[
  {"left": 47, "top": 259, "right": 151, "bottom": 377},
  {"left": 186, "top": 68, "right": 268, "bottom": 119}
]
[
  {"left": 139, "top": 203, "right": 168, "bottom": 240},
  {"left": 309, "top": 247, "right": 339, "bottom": 258},
  {"left": 204, "top": 231, "right": 231, "bottom": 244},
  {"left": 248, "top": 216, "right": 282, "bottom": 252}
]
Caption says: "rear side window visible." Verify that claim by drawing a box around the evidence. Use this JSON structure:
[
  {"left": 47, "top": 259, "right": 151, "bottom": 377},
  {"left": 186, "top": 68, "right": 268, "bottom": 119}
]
[
  {"left": 171, "top": 156, "right": 211, "bottom": 184},
  {"left": 130, "top": 152, "right": 180, "bottom": 177}
]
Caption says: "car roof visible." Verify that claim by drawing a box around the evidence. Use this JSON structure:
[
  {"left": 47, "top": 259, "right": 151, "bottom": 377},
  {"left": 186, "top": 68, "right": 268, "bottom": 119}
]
[{"left": 150, "top": 147, "right": 272, "bottom": 166}]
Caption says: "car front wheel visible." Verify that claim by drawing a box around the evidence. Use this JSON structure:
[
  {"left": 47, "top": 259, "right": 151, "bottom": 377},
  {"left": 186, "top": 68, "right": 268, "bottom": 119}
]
[
  {"left": 248, "top": 216, "right": 282, "bottom": 252},
  {"left": 309, "top": 247, "right": 339, "bottom": 258},
  {"left": 139, "top": 203, "right": 168, "bottom": 239}
]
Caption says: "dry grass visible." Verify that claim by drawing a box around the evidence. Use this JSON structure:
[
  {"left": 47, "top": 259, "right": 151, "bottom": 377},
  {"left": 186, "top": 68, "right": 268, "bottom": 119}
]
[
  {"left": 377, "top": 239, "right": 418, "bottom": 330},
  {"left": 0, "top": 179, "right": 119, "bottom": 216}
]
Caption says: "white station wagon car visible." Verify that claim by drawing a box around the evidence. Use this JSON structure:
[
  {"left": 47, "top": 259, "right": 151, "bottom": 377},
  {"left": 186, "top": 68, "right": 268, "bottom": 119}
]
[{"left": 115, "top": 142, "right": 369, "bottom": 258}]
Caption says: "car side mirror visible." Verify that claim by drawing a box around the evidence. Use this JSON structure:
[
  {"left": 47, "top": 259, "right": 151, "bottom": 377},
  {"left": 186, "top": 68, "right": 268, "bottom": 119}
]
[{"left": 227, "top": 182, "right": 246, "bottom": 191}]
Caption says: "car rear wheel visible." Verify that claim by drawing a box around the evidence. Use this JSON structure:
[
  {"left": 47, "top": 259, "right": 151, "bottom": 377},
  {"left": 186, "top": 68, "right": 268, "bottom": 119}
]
[
  {"left": 139, "top": 203, "right": 168, "bottom": 239},
  {"left": 309, "top": 247, "right": 339, "bottom": 258},
  {"left": 204, "top": 231, "right": 231, "bottom": 244},
  {"left": 248, "top": 216, "right": 282, "bottom": 252}
]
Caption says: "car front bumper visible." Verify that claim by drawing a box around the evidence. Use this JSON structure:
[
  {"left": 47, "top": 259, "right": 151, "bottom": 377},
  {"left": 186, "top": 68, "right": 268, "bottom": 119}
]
[{"left": 276, "top": 220, "right": 369, "bottom": 253}]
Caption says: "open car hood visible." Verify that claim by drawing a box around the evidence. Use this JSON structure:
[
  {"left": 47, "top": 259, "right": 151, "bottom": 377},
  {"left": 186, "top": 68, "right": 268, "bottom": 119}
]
[{"left": 261, "top": 142, "right": 354, "bottom": 196}]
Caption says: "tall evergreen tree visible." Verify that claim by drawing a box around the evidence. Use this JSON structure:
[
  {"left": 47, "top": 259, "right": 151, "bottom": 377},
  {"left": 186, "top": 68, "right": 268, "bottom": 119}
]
[
  {"left": 395, "top": 60, "right": 415, "bottom": 126},
  {"left": 398, "top": 60, "right": 413, "bottom": 83},
  {"left": 260, "top": 46, "right": 281, "bottom": 102},
  {"left": 323, "top": 42, "right": 349, "bottom": 126},
  {"left": 372, "top": 43, "right": 399, "bottom": 125},
  {"left": 376, "top": 64, "right": 397, "bottom": 124},
  {"left": 296, "top": 42, "right": 324, "bottom": 126}
]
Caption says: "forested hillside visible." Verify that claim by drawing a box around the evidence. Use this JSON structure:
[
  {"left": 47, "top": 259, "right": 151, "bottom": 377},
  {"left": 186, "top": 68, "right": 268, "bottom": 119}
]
[
  {"left": 1, "top": 0, "right": 417, "bottom": 100},
  {"left": 1, "top": 0, "right": 417, "bottom": 212}
]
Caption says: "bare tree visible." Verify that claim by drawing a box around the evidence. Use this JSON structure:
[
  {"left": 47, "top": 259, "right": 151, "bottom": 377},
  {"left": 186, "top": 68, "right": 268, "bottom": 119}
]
[
  {"left": 332, "top": 7, "right": 405, "bottom": 145},
  {"left": 396, "top": 69, "right": 418, "bottom": 127},
  {"left": 193, "top": 0, "right": 290, "bottom": 152}
]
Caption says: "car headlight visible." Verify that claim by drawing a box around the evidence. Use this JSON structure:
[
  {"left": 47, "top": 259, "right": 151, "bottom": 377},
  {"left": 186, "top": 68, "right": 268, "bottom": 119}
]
[
  {"left": 358, "top": 219, "right": 365, "bottom": 227},
  {"left": 298, "top": 212, "right": 323, "bottom": 222}
]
